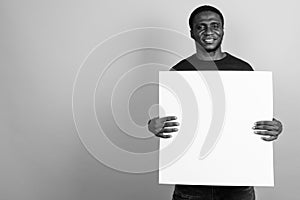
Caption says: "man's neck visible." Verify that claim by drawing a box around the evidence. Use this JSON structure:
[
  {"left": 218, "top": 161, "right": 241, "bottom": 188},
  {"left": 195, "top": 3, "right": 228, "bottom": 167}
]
[{"left": 195, "top": 47, "right": 226, "bottom": 61}]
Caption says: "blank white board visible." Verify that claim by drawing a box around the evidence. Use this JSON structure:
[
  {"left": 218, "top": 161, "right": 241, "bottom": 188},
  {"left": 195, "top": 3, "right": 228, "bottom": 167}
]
[{"left": 159, "top": 71, "right": 274, "bottom": 186}]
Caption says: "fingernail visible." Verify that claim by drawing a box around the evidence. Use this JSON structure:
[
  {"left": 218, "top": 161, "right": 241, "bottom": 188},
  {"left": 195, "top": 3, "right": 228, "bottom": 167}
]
[{"left": 252, "top": 126, "right": 256, "bottom": 129}]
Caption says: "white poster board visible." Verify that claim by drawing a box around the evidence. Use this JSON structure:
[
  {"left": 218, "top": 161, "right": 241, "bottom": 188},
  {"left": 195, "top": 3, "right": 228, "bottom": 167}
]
[{"left": 159, "top": 71, "right": 274, "bottom": 186}]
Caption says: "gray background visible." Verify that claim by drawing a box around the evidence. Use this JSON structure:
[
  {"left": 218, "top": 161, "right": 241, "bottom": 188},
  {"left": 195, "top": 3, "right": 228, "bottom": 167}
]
[{"left": 1, "top": 0, "right": 299, "bottom": 199}]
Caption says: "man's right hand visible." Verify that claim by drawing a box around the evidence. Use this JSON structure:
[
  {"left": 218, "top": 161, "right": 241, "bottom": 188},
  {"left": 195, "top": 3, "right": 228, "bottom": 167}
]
[{"left": 147, "top": 116, "right": 180, "bottom": 138}]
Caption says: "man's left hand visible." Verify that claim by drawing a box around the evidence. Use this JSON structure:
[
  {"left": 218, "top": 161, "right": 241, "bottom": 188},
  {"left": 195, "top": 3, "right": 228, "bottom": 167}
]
[{"left": 253, "top": 118, "right": 283, "bottom": 141}]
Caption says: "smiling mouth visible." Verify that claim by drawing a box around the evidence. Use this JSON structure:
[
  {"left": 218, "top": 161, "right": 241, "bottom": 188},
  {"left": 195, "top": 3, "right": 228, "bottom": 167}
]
[{"left": 203, "top": 38, "right": 215, "bottom": 44}]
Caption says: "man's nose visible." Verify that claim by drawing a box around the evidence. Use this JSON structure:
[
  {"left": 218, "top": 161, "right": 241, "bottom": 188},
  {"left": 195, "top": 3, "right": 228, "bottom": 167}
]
[{"left": 204, "top": 27, "right": 213, "bottom": 35}]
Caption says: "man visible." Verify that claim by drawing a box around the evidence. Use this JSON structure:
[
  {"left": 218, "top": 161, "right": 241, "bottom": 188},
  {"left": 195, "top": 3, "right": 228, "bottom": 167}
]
[{"left": 148, "top": 5, "right": 283, "bottom": 200}]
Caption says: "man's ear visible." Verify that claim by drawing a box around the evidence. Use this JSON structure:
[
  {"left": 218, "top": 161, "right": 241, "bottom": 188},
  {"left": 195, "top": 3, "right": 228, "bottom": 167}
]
[{"left": 190, "top": 29, "right": 195, "bottom": 40}]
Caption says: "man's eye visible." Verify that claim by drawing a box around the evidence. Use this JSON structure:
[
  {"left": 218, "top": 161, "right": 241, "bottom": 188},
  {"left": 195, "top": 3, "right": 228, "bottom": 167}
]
[
  {"left": 212, "top": 24, "right": 220, "bottom": 29},
  {"left": 197, "top": 25, "right": 206, "bottom": 30}
]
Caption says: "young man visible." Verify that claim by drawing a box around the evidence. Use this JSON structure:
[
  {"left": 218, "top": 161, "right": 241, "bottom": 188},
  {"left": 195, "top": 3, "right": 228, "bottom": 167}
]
[{"left": 148, "top": 5, "right": 283, "bottom": 200}]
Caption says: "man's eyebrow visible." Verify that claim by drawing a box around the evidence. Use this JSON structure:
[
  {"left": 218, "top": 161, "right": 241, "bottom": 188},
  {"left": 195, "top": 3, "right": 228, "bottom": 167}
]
[
  {"left": 194, "top": 21, "right": 221, "bottom": 25},
  {"left": 195, "top": 22, "right": 206, "bottom": 25}
]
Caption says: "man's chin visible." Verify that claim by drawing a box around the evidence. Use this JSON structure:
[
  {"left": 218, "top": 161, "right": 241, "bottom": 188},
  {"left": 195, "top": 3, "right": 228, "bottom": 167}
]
[
  {"left": 203, "top": 46, "right": 218, "bottom": 53},
  {"left": 195, "top": 40, "right": 222, "bottom": 53},
  {"left": 202, "top": 43, "right": 221, "bottom": 53}
]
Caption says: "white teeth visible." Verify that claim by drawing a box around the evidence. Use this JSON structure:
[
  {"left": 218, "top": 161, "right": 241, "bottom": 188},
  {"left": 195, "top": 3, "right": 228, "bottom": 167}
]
[{"left": 204, "top": 39, "right": 214, "bottom": 43}]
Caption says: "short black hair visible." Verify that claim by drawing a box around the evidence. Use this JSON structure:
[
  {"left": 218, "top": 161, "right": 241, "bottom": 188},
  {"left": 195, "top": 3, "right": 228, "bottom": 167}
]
[{"left": 189, "top": 5, "right": 224, "bottom": 30}]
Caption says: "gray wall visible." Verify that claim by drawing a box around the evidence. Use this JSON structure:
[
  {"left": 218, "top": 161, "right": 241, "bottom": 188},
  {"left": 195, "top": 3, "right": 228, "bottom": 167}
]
[{"left": 1, "top": 0, "right": 299, "bottom": 200}]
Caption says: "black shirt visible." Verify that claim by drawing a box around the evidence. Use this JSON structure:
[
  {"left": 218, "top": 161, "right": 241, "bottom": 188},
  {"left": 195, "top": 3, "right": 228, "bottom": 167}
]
[{"left": 171, "top": 52, "right": 253, "bottom": 71}]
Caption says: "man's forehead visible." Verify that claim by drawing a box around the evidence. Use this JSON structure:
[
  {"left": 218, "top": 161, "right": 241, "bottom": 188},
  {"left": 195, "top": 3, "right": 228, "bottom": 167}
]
[{"left": 193, "top": 11, "right": 222, "bottom": 24}]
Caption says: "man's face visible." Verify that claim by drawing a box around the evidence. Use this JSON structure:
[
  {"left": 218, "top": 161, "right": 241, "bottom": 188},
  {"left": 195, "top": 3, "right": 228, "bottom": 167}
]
[{"left": 190, "top": 11, "right": 224, "bottom": 52}]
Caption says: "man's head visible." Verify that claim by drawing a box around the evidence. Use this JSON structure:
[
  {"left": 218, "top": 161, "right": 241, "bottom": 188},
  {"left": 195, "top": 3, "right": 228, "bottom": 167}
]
[{"left": 189, "top": 5, "right": 224, "bottom": 53}]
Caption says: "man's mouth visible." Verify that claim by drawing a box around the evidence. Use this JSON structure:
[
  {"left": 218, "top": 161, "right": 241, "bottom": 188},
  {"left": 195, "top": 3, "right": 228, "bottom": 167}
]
[{"left": 203, "top": 38, "right": 215, "bottom": 44}]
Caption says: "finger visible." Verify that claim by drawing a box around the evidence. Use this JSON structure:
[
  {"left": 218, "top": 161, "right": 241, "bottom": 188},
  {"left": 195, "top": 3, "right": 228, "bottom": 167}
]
[
  {"left": 253, "top": 125, "right": 279, "bottom": 131},
  {"left": 159, "top": 116, "right": 177, "bottom": 123},
  {"left": 254, "top": 120, "right": 277, "bottom": 126},
  {"left": 155, "top": 133, "right": 172, "bottom": 138},
  {"left": 254, "top": 130, "right": 278, "bottom": 136},
  {"left": 159, "top": 128, "right": 179, "bottom": 133},
  {"left": 163, "top": 122, "right": 180, "bottom": 127},
  {"left": 261, "top": 135, "right": 278, "bottom": 142}
]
